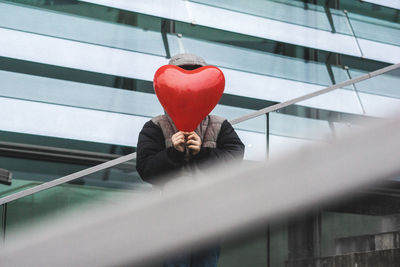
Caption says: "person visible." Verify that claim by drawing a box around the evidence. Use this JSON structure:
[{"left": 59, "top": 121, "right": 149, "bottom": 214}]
[{"left": 136, "top": 53, "right": 245, "bottom": 267}]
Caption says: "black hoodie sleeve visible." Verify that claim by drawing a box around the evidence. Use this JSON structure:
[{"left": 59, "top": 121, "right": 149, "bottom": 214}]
[
  {"left": 193, "top": 120, "right": 245, "bottom": 163},
  {"left": 136, "top": 120, "right": 185, "bottom": 184}
]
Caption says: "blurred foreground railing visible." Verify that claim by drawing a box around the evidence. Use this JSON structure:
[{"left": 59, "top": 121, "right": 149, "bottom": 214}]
[{"left": 1, "top": 110, "right": 400, "bottom": 266}]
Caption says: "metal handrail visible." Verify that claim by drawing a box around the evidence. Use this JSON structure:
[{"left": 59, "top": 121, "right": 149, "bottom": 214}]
[
  {"left": 0, "top": 153, "right": 137, "bottom": 205},
  {"left": 230, "top": 62, "right": 400, "bottom": 125},
  {"left": 0, "top": 62, "right": 399, "bottom": 205}
]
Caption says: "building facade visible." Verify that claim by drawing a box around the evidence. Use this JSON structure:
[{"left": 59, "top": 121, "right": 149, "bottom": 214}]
[{"left": 0, "top": 0, "right": 400, "bottom": 266}]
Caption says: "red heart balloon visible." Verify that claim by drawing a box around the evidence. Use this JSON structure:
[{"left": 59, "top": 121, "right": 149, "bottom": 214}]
[{"left": 153, "top": 65, "right": 225, "bottom": 131}]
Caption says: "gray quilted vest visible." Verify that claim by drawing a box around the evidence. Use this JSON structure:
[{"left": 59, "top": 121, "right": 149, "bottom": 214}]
[{"left": 152, "top": 114, "right": 226, "bottom": 151}]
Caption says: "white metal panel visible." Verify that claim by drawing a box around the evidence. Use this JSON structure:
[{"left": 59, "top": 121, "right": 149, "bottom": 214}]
[
  {"left": 0, "top": 97, "right": 148, "bottom": 147},
  {"left": 80, "top": 0, "right": 191, "bottom": 22},
  {"left": 359, "top": 92, "right": 400, "bottom": 116},
  {"left": 361, "top": 0, "right": 400, "bottom": 10},
  {"left": 358, "top": 38, "right": 400, "bottom": 64}
]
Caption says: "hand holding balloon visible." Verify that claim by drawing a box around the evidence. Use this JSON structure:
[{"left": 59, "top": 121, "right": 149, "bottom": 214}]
[
  {"left": 171, "top": 131, "right": 202, "bottom": 155},
  {"left": 185, "top": 132, "right": 201, "bottom": 155},
  {"left": 171, "top": 132, "right": 186, "bottom": 153}
]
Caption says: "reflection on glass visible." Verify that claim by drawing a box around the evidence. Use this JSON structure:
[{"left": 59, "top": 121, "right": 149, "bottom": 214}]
[
  {"left": 268, "top": 111, "right": 330, "bottom": 158},
  {"left": 79, "top": 158, "right": 150, "bottom": 191},
  {"left": 2, "top": 155, "right": 150, "bottom": 242},
  {"left": 270, "top": 222, "right": 288, "bottom": 267},
  {"left": 218, "top": 231, "right": 268, "bottom": 267},
  {"left": 350, "top": 68, "right": 400, "bottom": 99},
  {"left": 336, "top": 67, "right": 400, "bottom": 117},
  {"left": 0, "top": 180, "right": 41, "bottom": 199},
  {"left": 0, "top": 156, "right": 89, "bottom": 191},
  {"left": 0, "top": 155, "right": 147, "bottom": 189},
  {"left": 296, "top": 71, "right": 400, "bottom": 118},
  {"left": 268, "top": 207, "right": 400, "bottom": 265},
  {"left": 231, "top": 110, "right": 340, "bottom": 161},
  {"left": 321, "top": 212, "right": 384, "bottom": 256},
  {"left": 270, "top": 112, "right": 333, "bottom": 141},
  {"left": 347, "top": 11, "right": 400, "bottom": 46},
  {"left": 233, "top": 115, "right": 266, "bottom": 161},
  {"left": 4, "top": 179, "right": 147, "bottom": 241}
]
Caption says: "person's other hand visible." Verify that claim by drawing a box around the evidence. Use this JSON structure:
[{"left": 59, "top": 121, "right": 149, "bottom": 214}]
[
  {"left": 185, "top": 132, "right": 202, "bottom": 155},
  {"left": 171, "top": 131, "right": 186, "bottom": 152}
]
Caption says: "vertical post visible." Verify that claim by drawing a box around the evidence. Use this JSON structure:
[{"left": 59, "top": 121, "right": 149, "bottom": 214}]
[
  {"left": 161, "top": 19, "right": 175, "bottom": 59},
  {"left": 343, "top": 10, "right": 364, "bottom": 58},
  {"left": 288, "top": 214, "right": 315, "bottom": 266},
  {"left": 266, "top": 224, "right": 271, "bottom": 267},
  {"left": 266, "top": 113, "right": 270, "bottom": 160},
  {"left": 325, "top": 53, "right": 337, "bottom": 85},
  {"left": 344, "top": 66, "right": 366, "bottom": 115},
  {"left": 313, "top": 210, "right": 322, "bottom": 267},
  {"left": 265, "top": 112, "right": 270, "bottom": 267},
  {"left": 324, "top": 0, "right": 336, "bottom": 33},
  {"left": 2, "top": 203, "right": 7, "bottom": 246}
]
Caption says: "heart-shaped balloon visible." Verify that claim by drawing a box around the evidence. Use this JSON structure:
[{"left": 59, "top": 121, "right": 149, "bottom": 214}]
[{"left": 153, "top": 65, "right": 225, "bottom": 131}]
